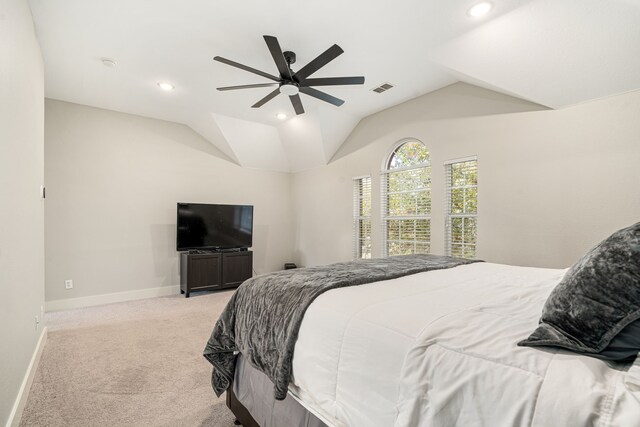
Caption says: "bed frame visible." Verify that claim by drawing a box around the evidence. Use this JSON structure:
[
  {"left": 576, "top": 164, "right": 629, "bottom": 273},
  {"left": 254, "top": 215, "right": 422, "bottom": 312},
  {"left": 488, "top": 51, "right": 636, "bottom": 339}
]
[
  {"left": 225, "top": 355, "right": 329, "bottom": 427},
  {"left": 227, "top": 386, "right": 259, "bottom": 427}
]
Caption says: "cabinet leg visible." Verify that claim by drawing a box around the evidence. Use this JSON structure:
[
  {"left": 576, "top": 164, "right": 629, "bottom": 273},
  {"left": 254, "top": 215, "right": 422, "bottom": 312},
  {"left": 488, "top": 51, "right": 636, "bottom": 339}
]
[
  {"left": 233, "top": 419, "right": 241, "bottom": 425},
  {"left": 185, "top": 292, "right": 190, "bottom": 298},
  {"left": 180, "top": 289, "right": 185, "bottom": 294}
]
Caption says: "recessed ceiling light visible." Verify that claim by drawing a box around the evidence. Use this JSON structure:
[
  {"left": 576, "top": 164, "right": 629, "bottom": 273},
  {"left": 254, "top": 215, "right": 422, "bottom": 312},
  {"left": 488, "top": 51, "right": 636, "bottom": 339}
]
[
  {"left": 101, "top": 57, "right": 117, "bottom": 68},
  {"left": 468, "top": 2, "right": 492, "bottom": 18},
  {"left": 157, "top": 82, "right": 175, "bottom": 91},
  {"left": 276, "top": 113, "right": 287, "bottom": 120}
]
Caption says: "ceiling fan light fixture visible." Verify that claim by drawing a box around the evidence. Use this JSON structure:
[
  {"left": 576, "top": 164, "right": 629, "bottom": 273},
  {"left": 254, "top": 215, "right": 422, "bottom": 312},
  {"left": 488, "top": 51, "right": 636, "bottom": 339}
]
[
  {"left": 279, "top": 83, "right": 299, "bottom": 96},
  {"left": 468, "top": 2, "right": 492, "bottom": 18},
  {"left": 276, "top": 113, "right": 288, "bottom": 120}
]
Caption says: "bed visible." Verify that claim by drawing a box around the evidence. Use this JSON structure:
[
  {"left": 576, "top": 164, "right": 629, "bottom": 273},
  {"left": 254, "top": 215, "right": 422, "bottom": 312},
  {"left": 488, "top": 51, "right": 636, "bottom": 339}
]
[{"left": 204, "top": 255, "right": 640, "bottom": 426}]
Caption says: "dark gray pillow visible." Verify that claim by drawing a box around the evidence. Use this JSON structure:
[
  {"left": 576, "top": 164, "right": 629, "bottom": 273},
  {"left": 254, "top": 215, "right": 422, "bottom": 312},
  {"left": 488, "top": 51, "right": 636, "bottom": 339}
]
[
  {"left": 519, "top": 222, "right": 640, "bottom": 355},
  {"left": 593, "top": 318, "right": 640, "bottom": 362}
]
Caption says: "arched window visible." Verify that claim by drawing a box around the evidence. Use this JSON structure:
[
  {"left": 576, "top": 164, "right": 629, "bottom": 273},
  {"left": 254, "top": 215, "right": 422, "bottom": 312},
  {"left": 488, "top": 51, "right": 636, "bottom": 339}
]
[{"left": 381, "top": 140, "right": 431, "bottom": 256}]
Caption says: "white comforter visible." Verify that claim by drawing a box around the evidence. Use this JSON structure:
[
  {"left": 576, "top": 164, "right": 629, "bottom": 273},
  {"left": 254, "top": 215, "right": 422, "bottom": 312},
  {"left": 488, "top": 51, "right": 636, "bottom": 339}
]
[{"left": 289, "top": 263, "right": 640, "bottom": 427}]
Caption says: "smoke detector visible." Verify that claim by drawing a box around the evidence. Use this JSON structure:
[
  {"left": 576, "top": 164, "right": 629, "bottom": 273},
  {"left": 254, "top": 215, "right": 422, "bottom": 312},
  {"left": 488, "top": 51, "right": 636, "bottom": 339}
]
[{"left": 101, "top": 57, "right": 117, "bottom": 68}]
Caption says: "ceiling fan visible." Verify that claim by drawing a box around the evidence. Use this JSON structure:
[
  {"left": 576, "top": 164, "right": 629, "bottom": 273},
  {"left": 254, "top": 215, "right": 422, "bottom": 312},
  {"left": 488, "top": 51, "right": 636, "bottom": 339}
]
[{"left": 214, "top": 35, "right": 365, "bottom": 115}]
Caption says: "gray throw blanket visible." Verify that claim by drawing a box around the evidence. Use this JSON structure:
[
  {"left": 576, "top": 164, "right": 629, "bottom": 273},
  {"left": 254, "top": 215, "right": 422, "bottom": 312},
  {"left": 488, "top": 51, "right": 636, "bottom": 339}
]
[{"left": 203, "top": 254, "right": 481, "bottom": 400}]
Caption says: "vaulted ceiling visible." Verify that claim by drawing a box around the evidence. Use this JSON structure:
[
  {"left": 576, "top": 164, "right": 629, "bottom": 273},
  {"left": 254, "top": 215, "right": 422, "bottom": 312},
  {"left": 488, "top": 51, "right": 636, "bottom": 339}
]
[{"left": 29, "top": 0, "right": 640, "bottom": 172}]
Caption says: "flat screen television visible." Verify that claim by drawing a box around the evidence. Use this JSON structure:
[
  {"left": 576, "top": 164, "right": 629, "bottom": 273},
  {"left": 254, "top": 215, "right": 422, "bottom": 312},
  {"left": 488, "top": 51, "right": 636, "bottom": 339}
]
[{"left": 176, "top": 203, "right": 253, "bottom": 251}]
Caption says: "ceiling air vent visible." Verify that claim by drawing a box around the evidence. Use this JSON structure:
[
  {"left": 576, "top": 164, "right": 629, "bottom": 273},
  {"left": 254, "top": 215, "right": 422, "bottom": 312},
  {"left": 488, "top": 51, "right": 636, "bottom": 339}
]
[{"left": 371, "top": 82, "right": 394, "bottom": 94}]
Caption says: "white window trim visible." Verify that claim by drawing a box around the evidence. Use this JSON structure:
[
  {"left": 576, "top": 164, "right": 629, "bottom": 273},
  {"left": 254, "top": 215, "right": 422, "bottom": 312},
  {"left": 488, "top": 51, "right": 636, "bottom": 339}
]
[
  {"left": 444, "top": 155, "right": 478, "bottom": 166},
  {"left": 444, "top": 156, "right": 478, "bottom": 258},
  {"left": 353, "top": 175, "right": 372, "bottom": 259}
]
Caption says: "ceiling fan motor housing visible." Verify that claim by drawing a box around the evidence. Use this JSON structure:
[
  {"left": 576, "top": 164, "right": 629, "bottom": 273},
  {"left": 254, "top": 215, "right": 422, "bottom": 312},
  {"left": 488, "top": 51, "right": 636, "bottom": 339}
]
[{"left": 283, "top": 51, "right": 296, "bottom": 65}]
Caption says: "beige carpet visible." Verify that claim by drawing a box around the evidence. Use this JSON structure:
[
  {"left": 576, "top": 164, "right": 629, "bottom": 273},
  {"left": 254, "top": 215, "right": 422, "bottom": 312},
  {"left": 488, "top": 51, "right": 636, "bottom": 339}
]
[{"left": 20, "top": 291, "right": 238, "bottom": 427}]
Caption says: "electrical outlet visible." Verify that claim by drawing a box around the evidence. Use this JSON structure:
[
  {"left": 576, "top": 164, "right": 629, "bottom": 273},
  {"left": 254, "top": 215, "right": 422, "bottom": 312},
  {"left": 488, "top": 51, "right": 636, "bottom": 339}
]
[{"left": 65, "top": 279, "right": 73, "bottom": 289}]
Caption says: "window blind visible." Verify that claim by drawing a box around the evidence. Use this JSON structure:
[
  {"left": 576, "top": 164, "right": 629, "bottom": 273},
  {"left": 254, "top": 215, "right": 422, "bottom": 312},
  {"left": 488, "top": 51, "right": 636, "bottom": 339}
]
[
  {"left": 381, "top": 165, "right": 431, "bottom": 256},
  {"left": 444, "top": 157, "right": 478, "bottom": 259},
  {"left": 353, "top": 176, "right": 372, "bottom": 259}
]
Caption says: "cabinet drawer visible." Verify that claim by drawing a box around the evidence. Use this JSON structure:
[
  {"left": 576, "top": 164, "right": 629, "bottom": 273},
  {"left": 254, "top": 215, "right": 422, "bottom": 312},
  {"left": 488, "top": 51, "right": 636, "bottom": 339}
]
[
  {"left": 188, "top": 254, "right": 222, "bottom": 289},
  {"left": 222, "top": 252, "right": 253, "bottom": 288}
]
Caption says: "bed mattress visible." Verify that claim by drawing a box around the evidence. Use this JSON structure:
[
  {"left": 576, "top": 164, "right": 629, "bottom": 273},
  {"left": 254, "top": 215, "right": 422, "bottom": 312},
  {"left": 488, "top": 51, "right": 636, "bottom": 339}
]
[{"left": 287, "top": 262, "right": 640, "bottom": 427}]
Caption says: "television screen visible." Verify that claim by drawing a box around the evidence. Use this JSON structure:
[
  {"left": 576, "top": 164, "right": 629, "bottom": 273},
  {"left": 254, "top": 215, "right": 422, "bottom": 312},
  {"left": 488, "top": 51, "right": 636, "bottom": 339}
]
[{"left": 176, "top": 203, "right": 253, "bottom": 251}]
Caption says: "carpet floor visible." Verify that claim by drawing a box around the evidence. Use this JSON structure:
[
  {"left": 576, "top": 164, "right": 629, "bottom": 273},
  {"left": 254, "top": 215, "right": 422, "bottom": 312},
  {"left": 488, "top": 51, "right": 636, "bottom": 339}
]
[{"left": 20, "top": 290, "right": 238, "bottom": 427}]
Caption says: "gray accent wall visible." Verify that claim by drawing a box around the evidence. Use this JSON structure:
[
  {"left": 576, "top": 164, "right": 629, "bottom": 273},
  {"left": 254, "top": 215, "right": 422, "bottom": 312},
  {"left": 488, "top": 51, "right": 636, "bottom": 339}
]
[
  {"left": 0, "top": 0, "right": 45, "bottom": 424},
  {"left": 292, "top": 83, "right": 640, "bottom": 269},
  {"left": 44, "top": 100, "right": 295, "bottom": 303}
]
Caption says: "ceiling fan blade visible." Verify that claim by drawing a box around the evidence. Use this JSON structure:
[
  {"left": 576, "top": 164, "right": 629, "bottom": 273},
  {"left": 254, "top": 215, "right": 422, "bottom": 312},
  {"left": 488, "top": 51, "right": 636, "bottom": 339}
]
[
  {"left": 214, "top": 56, "right": 280, "bottom": 82},
  {"left": 294, "top": 44, "right": 344, "bottom": 81},
  {"left": 289, "top": 94, "right": 305, "bottom": 115},
  {"left": 251, "top": 88, "right": 281, "bottom": 108},
  {"left": 300, "top": 76, "right": 365, "bottom": 87},
  {"left": 217, "top": 83, "right": 279, "bottom": 91},
  {"left": 263, "top": 35, "right": 292, "bottom": 79},
  {"left": 300, "top": 86, "right": 344, "bottom": 107}
]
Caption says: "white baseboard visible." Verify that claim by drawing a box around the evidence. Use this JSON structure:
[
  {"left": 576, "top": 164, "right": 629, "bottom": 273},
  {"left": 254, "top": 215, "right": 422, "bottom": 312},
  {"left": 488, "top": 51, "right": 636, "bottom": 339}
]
[
  {"left": 6, "top": 327, "right": 47, "bottom": 427},
  {"left": 45, "top": 285, "right": 180, "bottom": 312}
]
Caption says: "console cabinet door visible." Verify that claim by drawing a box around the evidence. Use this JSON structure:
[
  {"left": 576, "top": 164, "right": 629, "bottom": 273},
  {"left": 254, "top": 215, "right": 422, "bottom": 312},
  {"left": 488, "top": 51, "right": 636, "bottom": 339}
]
[
  {"left": 222, "top": 252, "right": 253, "bottom": 288},
  {"left": 189, "top": 255, "right": 222, "bottom": 290}
]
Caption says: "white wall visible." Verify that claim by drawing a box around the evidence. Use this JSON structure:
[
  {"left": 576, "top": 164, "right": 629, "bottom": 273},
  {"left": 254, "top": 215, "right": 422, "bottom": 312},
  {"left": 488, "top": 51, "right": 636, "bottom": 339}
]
[
  {"left": 45, "top": 100, "right": 295, "bottom": 303},
  {"left": 292, "top": 83, "right": 640, "bottom": 269},
  {"left": 43, "top": 83, "right": 640, "bottom": 302},
  {"left": 0, "top": 0, "right": 45, "bottom": 424}
]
